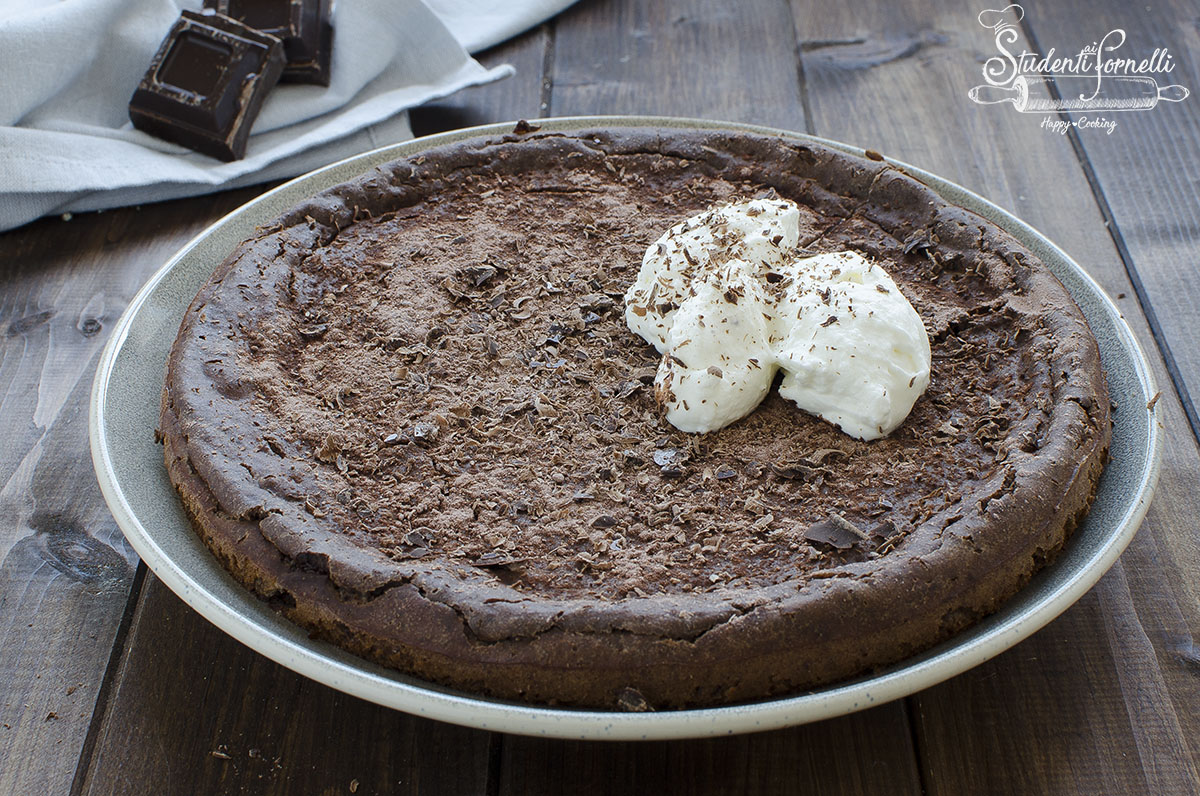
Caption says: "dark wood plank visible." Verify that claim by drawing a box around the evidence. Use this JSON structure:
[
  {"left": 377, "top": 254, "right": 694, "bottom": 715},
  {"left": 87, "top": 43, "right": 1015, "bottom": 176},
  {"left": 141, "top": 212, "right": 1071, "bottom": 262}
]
[
  {"left": 790, "top": 0, "right": 1200, "bottom": 791},
  {"left": 500, "top": 1, "right": 921, "bottom": 791},
  {"left": 411, "top": 28, "right": 549, "bottom": 137},
  {"left": 1022, "top": 0, "right": 1200, "bottom": 440},
  {"left": 500, "top": 706, "right": 921, "bottom": 796},
  {"left": 73, "top": 33, "right": 550, "bottom": 796},
  {"left": 912, "top": 553, "right": 1200, "bottom": 794},
  {"left": 550, "top": 0, "right": 807, "bottom": 131},
  {"left": 0, "top": 188, "right": 268, "bottom": 796},
  {"left": 909, "top": 582, "right": 1186, "bottom": 794},
  {"left": 77, "top": 576, "right": 492, "bottom": 796}
]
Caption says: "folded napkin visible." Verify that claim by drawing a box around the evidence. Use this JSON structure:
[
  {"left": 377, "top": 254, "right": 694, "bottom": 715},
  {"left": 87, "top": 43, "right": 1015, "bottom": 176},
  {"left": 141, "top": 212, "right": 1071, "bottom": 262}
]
[{"left": 0, "top": 0, "right": 575, "bottom": 233}]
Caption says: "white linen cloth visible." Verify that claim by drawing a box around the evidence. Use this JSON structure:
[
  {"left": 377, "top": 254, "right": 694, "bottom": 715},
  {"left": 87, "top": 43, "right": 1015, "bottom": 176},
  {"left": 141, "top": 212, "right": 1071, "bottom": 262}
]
[{"left": 0, "top": 0, "right": 575, "bottom": 232}]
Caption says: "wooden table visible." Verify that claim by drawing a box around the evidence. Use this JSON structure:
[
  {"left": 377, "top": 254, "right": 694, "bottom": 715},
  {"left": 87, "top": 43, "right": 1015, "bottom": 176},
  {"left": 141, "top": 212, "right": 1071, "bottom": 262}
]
[{"left": 3, "top": 0, "right": 1198, "bottom": 792}]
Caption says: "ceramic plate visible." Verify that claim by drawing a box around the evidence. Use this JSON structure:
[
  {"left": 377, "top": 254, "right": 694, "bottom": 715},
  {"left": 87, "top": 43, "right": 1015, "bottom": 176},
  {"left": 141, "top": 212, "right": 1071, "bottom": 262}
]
[{"left": 90, "top": 116, "right": 1162, "bottom": 740}]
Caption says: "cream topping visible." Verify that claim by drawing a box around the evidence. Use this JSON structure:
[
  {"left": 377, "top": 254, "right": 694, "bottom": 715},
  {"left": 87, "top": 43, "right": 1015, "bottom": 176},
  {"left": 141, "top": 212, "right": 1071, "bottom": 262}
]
[{"left": 624, "top": 198, "right": 931, "bottom": 440}]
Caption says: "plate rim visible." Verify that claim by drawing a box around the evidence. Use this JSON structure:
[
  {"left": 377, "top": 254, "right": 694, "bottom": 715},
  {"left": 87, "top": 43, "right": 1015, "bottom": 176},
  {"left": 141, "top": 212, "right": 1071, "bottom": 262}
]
[{"left": 90, "top": 115, "right": 1163, "bottom": 740}]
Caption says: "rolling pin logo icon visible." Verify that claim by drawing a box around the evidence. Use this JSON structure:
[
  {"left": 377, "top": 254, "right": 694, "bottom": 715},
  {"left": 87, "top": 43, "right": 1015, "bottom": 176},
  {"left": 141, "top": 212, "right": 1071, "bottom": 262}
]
[{"left": 970, "top": 75, "right": 1190, "bottom": 112}]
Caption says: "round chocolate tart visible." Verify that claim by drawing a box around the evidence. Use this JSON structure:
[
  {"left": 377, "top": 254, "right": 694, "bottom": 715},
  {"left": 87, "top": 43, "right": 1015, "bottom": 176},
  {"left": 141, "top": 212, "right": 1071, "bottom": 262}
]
[{"left": 160, "top": 127, "right": 1110, "bottom": 709}]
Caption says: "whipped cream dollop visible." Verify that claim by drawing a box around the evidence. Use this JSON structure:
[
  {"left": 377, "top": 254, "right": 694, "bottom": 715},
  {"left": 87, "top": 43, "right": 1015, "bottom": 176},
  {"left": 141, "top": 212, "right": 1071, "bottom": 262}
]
[{"left": 624, "top": 198, "right": 931, "bottom": 440}]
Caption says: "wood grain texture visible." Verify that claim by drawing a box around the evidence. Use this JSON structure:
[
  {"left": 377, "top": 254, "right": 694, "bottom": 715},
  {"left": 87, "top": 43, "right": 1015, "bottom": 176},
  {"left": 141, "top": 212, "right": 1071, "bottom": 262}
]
[
  {"left": 0, "top": 189, "right": 265, "bottom": 796},
  {"left": 549, "top": 0, "right": 806, "bottom": 130},
  {"left": 790, "top": 0, "right": 1200, "bottom": 791},
  {"left": 74, "top": 32, "right": 549, "bottom": 796},
  {"left": 1022, "top": 0, "right": 1200, "bottom": 439},
  {"left": 2, "top": 1, "right": 1198, "bottom": 793},
  {"left": 77, "top": 577, "right": 492, "bottom": 796},
  {"left": 499, "top": 706, "right": 922, "bottom": 796}
]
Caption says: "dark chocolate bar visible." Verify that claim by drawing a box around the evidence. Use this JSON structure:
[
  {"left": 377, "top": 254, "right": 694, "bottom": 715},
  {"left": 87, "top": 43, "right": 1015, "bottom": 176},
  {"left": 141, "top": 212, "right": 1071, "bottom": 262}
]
[
  {"left": 129, "top": 10, "right": 285, "bottom": 161},
  {"left": 205, "top": 0, "right": 333, "bottom": 86}
]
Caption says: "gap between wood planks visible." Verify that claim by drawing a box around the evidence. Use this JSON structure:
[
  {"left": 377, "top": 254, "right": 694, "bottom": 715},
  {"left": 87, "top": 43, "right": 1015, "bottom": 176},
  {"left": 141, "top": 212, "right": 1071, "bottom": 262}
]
[
  {"left": 790, "top": 0, "right": 1199, "bottom": 791},
  {"left": 69, "top": 563, "right": 148, "bottom": 796},
  {"left": 1018, "top": 15, "right": 1200, "bottom": 454}
]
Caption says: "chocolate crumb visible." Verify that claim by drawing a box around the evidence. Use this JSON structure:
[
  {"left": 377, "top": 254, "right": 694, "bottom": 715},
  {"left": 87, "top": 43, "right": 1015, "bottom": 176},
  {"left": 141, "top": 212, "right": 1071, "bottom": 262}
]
[
  {"left": 474, "top": 551, "right": 527, "bottom": 568},
  {"left": 411, "top": 422, "right": 439, "bottom": 444},
  {"left": 298, "top": 323, "right": 328, "bottom": 338},
  {"left": 803, "top": 514, "right": 868, "bottom": 550},
  {"left": 902, "top": 229, "right": 934, "bottom": 255},
  {"left": 462, "top": 264, "right": 498, "bottom": 286},
  {"left": 615, "top": 686, "right": 652, "bottom": 712},
  {"left": 653, "top": 449, "right": 682, "bottom": 467}
]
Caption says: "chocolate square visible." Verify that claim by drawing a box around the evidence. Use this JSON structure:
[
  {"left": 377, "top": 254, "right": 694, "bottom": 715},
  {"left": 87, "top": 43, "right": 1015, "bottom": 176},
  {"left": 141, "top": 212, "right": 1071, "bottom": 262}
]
[
  {"left": 129, "top": 10, "right": 285, "bottom": 161},
  {"left": 205, "top": 0, "right": 333, "bottom": 86}
]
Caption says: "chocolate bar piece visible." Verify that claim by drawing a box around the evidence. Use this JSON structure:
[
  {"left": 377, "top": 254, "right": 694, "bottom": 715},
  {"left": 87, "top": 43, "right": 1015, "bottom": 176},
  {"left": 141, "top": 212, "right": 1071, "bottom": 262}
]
[
  {"left": 129, "top": 11, "right": 285, "bottom": 161},
  {"left": 205, "top": 0, "right": 333, "bottom": 86}
]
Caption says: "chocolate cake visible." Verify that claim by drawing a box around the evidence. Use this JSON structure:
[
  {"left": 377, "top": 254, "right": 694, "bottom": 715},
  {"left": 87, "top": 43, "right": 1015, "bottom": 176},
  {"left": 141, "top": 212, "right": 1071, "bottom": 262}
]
[{"left": 160, "top": 126, "right": 1111, "bottom": 709}]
